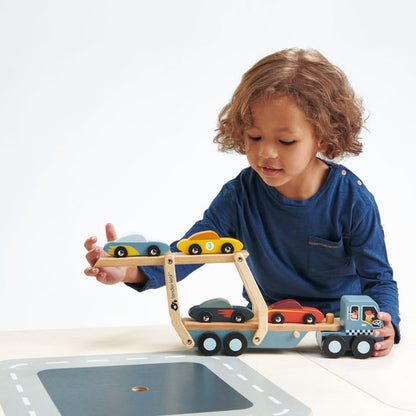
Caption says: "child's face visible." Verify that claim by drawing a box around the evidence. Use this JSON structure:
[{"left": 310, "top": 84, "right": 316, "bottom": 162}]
[{"left": 243, "top": 96, "right": 328, "bottom": 200}]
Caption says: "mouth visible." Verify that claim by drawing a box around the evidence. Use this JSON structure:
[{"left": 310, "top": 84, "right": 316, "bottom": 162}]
[{"left": 260, "top": 166, "right": 283, "bottom": 177}]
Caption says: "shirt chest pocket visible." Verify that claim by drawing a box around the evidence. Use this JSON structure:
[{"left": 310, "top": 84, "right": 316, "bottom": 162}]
[{"left": 308, "top": 235, "right": 353, "bottom": 279}]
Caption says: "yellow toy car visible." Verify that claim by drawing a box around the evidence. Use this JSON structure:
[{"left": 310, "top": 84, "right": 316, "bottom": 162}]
[{"left": 177, "top": 231, "right": 243, "bottom": 255}]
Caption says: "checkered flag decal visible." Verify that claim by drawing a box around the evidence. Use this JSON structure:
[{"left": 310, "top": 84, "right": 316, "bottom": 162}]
[{"left": 346, "top": 329, "right": 373, "bottom": 336}]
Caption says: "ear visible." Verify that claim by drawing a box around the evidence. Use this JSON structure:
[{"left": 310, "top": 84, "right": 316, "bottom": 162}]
[{"left": 317, "top": 139, "right": 327, "bottom": 153}]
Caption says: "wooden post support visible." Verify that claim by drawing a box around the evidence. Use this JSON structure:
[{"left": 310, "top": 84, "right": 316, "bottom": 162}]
[
  {"left": 325, "top": 313, "right": 335, "bottom": 324},
  {"left": 163, "top": 254, "right": 195, "bottom": 348},
  {"left": 233, "top": 252, "right": 268, "bottom": 345}
]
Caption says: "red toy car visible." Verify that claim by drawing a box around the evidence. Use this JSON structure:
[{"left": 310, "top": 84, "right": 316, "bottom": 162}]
[{"left": 268, "top": 299, "right": 324, "bottom": 324}]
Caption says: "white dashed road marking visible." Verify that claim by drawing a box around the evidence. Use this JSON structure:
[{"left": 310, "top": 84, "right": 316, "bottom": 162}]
[{"left": 22, "top": 397, "right": 30, "bottom": 406}]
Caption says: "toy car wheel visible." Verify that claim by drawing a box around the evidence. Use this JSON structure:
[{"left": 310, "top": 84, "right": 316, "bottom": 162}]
[
  {"left": 197, "top": 332, "right": 222, "bottom": 356},
  {"left": 223, "top": 332, "right": 247, "bottom": 356},
  {"left": 351, "top": 336, "right": 375, "bottom": 359},
  {"left": 271, "top": 312, "right": 285, "bottom": 324},
  {"left": 231, "top": 311, "right": 245, "bottom": 323},
  {"left": 199, "top": 312, "right": 213, "bottom": 323},
  {"left": 303, "top": 313, "right": 316, "bottom": 324},
  {"left": 321, "top": 334, "right": 347, "bottom": 358},
  {"left": 221, "top": 242, "right": 234, "bottom": 254},
  {"left": 114, "top": 246, "right": 128, "bottom": 257},
  {"left": 189, "top": 244, "right": 202, "bottom": 255},
  {"left": 147, "top": 245, "right": 161, "bottom": 256}
]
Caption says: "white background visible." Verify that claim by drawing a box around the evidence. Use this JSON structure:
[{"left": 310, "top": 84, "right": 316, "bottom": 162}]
[{"left": 1, "top": 0, "right": 415, "bottom": 330}]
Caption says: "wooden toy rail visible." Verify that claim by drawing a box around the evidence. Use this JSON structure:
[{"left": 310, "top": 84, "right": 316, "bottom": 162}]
[{"left": 94, "top": 251, "right": 269, "bottom": 348}]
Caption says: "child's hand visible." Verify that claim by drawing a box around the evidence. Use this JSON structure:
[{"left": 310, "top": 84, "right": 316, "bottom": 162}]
[
  {"left": 84, "top": 223, "right": 142, "bottom": 285},
  {"left": 373, "top": 312, "right": 395, "bottom": 357}
]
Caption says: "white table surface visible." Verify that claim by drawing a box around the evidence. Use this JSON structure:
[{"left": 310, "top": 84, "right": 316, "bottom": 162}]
[{"left": 0, "top": 316, "right": 414, "bottom": 416}]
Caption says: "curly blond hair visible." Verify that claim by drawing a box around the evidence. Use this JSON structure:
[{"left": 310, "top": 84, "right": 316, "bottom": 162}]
[{"left": 214, "top": 48, "right": 365, "bottom": 159}]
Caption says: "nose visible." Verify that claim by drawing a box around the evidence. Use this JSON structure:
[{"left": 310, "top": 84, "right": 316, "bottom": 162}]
[{"left": 259, "top": 140, "right": 279, "bottom": 159}]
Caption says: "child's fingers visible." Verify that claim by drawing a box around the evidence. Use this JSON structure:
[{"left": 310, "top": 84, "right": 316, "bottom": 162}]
[
  {"left": 95, "top": 271, "right": 114, "bottom": 285},
  {"left": 84, "top": 228, "right": 119, "bottom": 284},
  {"left": 84, "top": 266, "right": 116, "bottom": 285},
  {"left": 373, "top": 311, "right": 394, "bottom": 357},
  {"left": 374, "top": 312, "right": 394, "bottom": 338},
  {"left": 377, "top": 311, "right": 392, "bottom": 324},
  {"left": 374, "top": 337, "right": 394, "bottom": 357},
  {"left": 84, "top": 236, "right": 98, "bottom": 251},
  {"left": 374, "top": 346, "right": 392, "bottom": 357},
  {"left": 85, "top": 247, "right": 101, "bottom": 266},
  {"left": 84, "top": 266, "right": 99, "bottom": 277},
  {"left": 105, "top": 223, "right": 117, "bottom": 242},
  {"left": 373, "top": 325, "right": 395, "bottom": 339}
]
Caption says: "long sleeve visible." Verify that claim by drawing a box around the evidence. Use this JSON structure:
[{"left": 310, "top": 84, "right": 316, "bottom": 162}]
[{"left": 350, "top": 196, "right": 400, "bottom": 341}]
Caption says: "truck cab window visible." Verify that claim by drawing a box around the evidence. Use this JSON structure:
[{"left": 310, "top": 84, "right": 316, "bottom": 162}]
[
  {"left": 349, "top": 306, "right": 359, "bottom": 321},
  {"left": 363, "top": 306, "right": 377, "bottom": 326}
]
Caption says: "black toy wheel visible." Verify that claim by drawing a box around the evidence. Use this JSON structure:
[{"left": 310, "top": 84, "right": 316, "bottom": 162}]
[
  {"left": 231, "top": 311, "right": 245, "bottom": 323},
  {"left": 114, "top": 246, "right": 128, "bottom": 258},
  {"left": 221, "top": 243, "right": 234, "bottom": 254},
  {"left": 223, "top": 332, "right": 248, "bottom": 356},
  {"left": 303, "top": 313, "right": 316, "bottom": 324},
  {"left": 198, "top": 312, "right": 213, "bottom": 323},
  {"left": 197, "top": 332, "right": 222, "bottom": 356},
  {"left": 147, "top": 245, "right": 161, "bottom": 256},
  {"left": 271, "top": 312, "right": 285, "bottom": 324},
  {"left": 189, "top": 244, "right": 202, "bottom": 255},
  {"left": 351, "top": 336, "right": 375, "bottom": 359},
  {"left": 321, "top": 334, "right": 347, "bottom": 358}
]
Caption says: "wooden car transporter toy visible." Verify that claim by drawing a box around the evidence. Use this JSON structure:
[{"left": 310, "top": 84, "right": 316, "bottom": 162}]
[{"left": 94, "top": 235, "right": 383, "bottom": 359}]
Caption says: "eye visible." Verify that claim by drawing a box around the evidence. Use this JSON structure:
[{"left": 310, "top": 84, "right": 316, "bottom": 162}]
[
  {"left": 279, "top": 140, "right": 296, "bottom": 146},
  {"left": 248, "top": 135, "right": 261, "bottom": 141}
]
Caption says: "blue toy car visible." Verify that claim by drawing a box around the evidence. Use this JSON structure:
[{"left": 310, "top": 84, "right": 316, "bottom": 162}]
[{"left": 104, "top": 235, "right": 170, "bottom": 257}]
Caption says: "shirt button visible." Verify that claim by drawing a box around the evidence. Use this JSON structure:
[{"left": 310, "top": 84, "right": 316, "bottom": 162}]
[
  {"left": 341, "top": 170, "right": 347, "bottom": 176},
  {"left": 357, "top": 180, "right": 362, "bottom": 186}
]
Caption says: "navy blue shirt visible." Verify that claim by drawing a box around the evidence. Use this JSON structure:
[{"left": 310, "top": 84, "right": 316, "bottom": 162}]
[{"left": 129, "top": 163, "right": 400, "bottom": 341}]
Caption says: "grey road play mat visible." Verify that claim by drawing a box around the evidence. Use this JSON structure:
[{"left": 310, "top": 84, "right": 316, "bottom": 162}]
[{"left": 0, "top": 351, "right": 311, "bottom": 416}]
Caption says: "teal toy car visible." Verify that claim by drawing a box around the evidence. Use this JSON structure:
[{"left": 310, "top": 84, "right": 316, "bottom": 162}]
[{"left": 104, "top": 235, "right": 170, "bottom": 257}]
